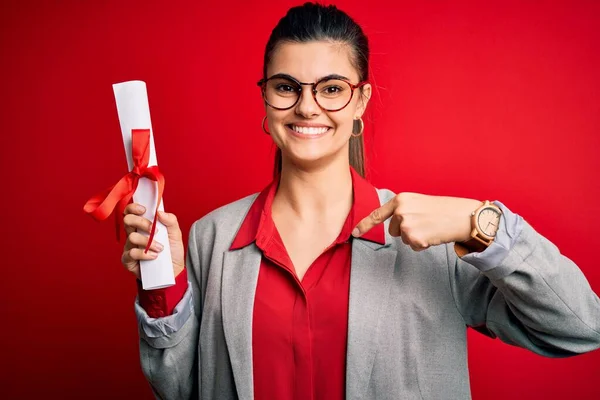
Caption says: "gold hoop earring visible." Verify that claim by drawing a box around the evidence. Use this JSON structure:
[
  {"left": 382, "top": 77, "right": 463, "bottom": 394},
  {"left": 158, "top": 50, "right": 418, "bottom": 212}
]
[
  {"left": 351, "top": 117, "right": 364, "bottom": 137},
  {"left": 262, "top": 116, "right": 270, "bottom": 135}
]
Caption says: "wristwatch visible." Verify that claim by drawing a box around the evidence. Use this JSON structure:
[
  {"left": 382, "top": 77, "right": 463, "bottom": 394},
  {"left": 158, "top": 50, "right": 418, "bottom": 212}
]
[{"left": 454, "top": 200, "right": 503, "bottom": 257}]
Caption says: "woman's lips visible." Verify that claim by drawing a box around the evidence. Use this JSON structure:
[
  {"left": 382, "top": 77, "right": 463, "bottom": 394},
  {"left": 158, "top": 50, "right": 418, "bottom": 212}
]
[{"left": 286, "top": 124, "right": 331, "bottom": 139}]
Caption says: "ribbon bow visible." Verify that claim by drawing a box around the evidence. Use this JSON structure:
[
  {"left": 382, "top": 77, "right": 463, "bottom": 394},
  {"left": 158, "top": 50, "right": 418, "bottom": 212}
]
[{"left": 83, "top": 129, "right": 165, "bottom": 253}]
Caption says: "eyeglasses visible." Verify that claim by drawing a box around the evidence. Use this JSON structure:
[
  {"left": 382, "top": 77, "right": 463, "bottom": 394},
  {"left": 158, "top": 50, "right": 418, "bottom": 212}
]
[{"left": 257, "top": 74, "right": 368, "bottom": 112}]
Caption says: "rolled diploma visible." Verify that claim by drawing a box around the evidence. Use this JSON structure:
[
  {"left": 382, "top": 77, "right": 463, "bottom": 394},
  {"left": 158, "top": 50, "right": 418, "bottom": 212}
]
[{"left": 113, "top": 80, "right": 175, "bottom": 290}]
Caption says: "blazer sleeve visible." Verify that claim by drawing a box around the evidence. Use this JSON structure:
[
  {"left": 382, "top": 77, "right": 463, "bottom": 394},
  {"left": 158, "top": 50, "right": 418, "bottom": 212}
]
[
  {"left": 447, "top": 202, "right": 600, "bottom": 357},
  {"left": 134, "top": 220, "right": 204, "bottom": 399}
]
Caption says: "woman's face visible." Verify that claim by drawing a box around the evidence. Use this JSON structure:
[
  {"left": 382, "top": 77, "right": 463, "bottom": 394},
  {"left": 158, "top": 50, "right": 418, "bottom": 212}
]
[{"left": 265, "top": 41, "right": 372, "bottom": 170}]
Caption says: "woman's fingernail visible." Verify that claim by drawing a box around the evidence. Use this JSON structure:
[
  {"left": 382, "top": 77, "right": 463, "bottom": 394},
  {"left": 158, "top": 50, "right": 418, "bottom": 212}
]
[
  {"left": 154, "top": 242, "right": 164, "bottom": 251},
  {"left": 352, "top": 228, "right": 360, "bottom": 237},
  {"left": 148, "top": 251, "right": 158, "bottom": 258},
  {"left": 137, "top": 205, "right": 145, "bottom": 213}
]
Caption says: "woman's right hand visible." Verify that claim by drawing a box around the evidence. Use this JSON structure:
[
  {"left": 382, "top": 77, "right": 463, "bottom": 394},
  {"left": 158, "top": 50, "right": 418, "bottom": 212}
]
[{"left": 121, "top": 203, "right": 186, "bottom": 280}]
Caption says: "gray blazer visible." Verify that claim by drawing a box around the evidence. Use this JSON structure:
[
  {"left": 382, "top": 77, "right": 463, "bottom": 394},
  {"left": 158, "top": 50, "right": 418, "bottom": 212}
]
[{"left": 135, "top": 189, "right": 600, "bottom": 399}]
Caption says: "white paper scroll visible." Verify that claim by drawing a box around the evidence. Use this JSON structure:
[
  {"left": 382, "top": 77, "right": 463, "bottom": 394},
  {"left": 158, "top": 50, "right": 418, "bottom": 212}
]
[{"left": 113, "top": 80, "right": 175, "bottom": 290}]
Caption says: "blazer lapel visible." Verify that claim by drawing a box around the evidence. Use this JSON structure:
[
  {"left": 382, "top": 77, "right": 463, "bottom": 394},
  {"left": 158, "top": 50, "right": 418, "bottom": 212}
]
[
  {"left": 221, "top": 244, "right": 262, "bottom": 400},
  {"left": 346, "top": 238, "right": 398, "bottom": 400}
]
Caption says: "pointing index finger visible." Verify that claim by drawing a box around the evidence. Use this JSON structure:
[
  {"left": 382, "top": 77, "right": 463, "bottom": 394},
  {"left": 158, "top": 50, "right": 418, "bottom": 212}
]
[{"left": 352, "top": 197, "right": 397, "bottom": 237}]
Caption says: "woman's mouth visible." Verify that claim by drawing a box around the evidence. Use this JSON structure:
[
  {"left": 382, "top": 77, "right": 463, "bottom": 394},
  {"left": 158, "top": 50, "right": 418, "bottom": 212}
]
[{"left": 286, "top": 124, "right": 331, "bottom": 138}]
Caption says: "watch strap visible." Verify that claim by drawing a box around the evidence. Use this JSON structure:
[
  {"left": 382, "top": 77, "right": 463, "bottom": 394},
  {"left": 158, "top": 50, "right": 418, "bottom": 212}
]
[{"left": 454, "top": 236, "right": 488, "bottom": 257}]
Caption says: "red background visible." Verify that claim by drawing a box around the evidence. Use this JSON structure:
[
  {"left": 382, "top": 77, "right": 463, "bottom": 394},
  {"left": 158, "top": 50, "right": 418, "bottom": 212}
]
[{"left": 2, "top": 0, "right": 599, "bottom": 398}]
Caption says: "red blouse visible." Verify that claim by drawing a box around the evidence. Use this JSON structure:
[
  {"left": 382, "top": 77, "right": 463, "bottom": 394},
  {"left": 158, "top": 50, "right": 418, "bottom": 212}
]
[{"left": 230, "top": 167, "right": 384, "bottom": 400}]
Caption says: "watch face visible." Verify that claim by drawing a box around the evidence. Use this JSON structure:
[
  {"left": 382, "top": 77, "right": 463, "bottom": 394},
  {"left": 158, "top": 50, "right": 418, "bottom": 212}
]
[{"left": 477, "top": 207, "right": 502, "bottom": 237}]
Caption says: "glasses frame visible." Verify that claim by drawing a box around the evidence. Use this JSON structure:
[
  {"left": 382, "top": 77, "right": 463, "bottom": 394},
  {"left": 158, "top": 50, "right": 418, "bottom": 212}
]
[{"left": 257, "top": 74, "right": 368, "bottom": 112}]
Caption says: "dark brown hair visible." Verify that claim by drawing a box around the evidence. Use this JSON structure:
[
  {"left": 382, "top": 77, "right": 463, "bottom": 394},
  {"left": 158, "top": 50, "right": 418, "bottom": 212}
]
[{"left": 263, "top": 2, "right": 369, "bottom": 177}]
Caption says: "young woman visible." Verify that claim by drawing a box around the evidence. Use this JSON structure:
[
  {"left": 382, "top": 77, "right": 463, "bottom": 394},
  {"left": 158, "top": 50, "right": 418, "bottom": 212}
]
[{"left": 121, "top": 3, "right": 600, "bottom": 399}]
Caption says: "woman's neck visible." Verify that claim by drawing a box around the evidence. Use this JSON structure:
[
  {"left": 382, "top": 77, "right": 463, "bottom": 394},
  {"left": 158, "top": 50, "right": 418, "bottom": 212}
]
[{"left": 273, "top": 157, "right": 353, "bottom": 222}]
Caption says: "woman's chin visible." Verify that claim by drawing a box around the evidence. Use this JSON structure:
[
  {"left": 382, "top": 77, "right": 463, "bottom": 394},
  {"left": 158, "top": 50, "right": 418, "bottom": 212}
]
[{"left": 281, "top": 147, "right": 346, "bottom": 170}]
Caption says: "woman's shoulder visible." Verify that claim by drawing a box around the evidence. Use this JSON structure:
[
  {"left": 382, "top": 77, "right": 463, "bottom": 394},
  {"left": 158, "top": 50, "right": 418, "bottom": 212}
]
[{"left": 189, "top": 192, "right": 259, "bottom": 238}]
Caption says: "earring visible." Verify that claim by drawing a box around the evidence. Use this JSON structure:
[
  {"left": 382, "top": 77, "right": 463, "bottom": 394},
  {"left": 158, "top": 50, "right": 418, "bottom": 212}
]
[
  {"left": 262, "top": 116, "right": 270, "bottom": 135},
  {"left": 351, "top": 117, "right": 364, "bottom": 137}
]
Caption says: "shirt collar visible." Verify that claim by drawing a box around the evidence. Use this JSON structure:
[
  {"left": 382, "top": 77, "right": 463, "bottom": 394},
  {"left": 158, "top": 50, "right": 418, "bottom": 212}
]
[{"left": 230, "top": 167, "right": 385, "bottom": 250}]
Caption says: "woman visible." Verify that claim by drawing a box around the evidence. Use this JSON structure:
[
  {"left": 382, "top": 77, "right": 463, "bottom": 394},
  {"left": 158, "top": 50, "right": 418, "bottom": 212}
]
[{"left": 121, "top": 3, "right": 600, "bottom": 399}]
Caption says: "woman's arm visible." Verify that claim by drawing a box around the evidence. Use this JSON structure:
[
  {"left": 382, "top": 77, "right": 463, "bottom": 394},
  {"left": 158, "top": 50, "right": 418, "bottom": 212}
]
[
  {"left": 135, "top": 221, "right": 204, "bottom": 399},
  {"left": 356, "top": 192, "right": 600, "bottom": 355},
  {"left": 448, "top": 203, "right": 600, "bottom": 356}
]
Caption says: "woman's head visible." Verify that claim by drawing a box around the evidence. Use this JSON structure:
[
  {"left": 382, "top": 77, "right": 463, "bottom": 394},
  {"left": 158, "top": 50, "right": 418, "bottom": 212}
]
[{"left": 261, "top": 2, "right": 371, "bottom": 177}]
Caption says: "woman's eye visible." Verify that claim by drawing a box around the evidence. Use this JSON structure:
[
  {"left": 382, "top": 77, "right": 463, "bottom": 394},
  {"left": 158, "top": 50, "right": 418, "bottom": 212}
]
[
  {"left": 322, "top": 86, "right": 343, "bottom": 94},
  {"left": 276, "top": 84, "right": 296, "bottom": 92}
]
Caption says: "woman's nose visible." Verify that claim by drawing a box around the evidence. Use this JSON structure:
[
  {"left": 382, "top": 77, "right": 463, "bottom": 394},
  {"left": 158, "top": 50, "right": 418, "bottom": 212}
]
[{"left": 295, "top": 87, "right": 321, "bottom": 118}]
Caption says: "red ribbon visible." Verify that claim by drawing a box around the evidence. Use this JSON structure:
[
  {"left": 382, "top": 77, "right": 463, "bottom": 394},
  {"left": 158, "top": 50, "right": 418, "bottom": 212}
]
[{"left": 83, "top": 129, "right": 165, "bottom": 253}]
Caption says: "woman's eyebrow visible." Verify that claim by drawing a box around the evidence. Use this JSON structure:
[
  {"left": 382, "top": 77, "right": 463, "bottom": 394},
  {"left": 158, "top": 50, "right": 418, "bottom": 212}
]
[
  {"left": 266, "top": 73, "right": 351, "bottom": 82},
  {"left": 268, "top": 73, "right": 297, "bottom": 81},
  {"left": 318, "top": 73, "right": 350, "bottom": 81}
]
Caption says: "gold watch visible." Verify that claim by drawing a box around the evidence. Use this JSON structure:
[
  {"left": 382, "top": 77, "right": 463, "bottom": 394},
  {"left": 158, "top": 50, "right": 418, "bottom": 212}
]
[{"left": 454, "top": 200, "right": 502, "bottom": 257}]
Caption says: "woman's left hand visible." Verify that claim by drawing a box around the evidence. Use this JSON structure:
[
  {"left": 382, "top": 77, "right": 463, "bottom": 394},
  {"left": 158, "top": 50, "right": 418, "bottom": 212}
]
[{"left": 352, "top": 193, "right": 482, "bottom": 251}]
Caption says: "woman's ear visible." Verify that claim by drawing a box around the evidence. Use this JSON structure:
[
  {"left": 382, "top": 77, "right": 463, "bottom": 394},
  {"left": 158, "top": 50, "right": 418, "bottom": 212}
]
[{"left": 355, "top": 83, "right": 372, "bottom": 118}]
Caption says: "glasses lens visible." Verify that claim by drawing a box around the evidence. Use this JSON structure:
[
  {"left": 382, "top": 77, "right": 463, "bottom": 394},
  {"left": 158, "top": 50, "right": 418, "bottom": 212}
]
[
  {"left": 315, "top": 79, "right": 352, "bottom": 111},
  {"left": 264, "top": 78, "right": 300, "bottom": 109}
]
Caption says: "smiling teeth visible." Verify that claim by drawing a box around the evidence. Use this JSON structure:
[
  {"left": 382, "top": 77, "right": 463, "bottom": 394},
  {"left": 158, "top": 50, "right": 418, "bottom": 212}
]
[{"left": 292, "top": 125, "right": 329, "bottom": 135}]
